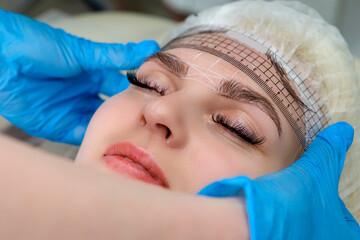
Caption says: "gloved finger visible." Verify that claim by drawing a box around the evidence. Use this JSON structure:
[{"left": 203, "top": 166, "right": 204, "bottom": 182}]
[
  {"left": 34, "top": 95, "right": 104, "bottom": 145},
  {"left": 298, "top": 122, "right": 353, "bottom": 166},
  {"left": 1, "top": 9, "right": 159, "bottom": 78},
  {"left": 59, "top": 112, "right": 95, "bottom": 145},
  {"left": 316, "top": 121, "right": 354, "bottom": 152},
  {"left": 293, "top": 122, "right": 354, "bottom": 184},
  {"left": 99, "top": 70, "right": 130, "bottom": 97},
  {"left": 55, "top": 97, "right": 104, "bottom": 145},
  {"left": 197, "top": 176, "right": 252, "bottom": 197},
  {"left": 73, "top": 38, "right": 160, "bottom": 72},
  {"left": 339, "top": 197, "right": 360, "bottom": 233}
]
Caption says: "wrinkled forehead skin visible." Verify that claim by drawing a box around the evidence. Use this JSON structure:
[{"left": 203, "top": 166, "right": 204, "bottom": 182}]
[{"left": 163, "top": 29, "right": 316, "bottom": 149}]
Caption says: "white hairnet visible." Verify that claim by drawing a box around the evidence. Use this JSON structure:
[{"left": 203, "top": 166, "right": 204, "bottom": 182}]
[{"left": 164, "top": 0, "right": 360, "bottom": 219}]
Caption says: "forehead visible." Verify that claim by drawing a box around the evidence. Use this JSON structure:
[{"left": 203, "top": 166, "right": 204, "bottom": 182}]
[
  {"left": 167, "top": 48, "right": 244, "bottom": 78},
  {"left": 164, "top": 48, "right": 270, "bottom": 94}
]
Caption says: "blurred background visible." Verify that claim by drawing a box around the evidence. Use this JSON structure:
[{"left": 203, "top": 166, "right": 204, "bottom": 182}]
[
  {"left": 0, "top": 0, "right": 359, "bottom": 158},
  {"left": 0, "top": 0, "right": 359, "bottom": 56}
]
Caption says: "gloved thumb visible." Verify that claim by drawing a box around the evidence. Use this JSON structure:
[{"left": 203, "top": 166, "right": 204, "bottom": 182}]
[
  {"left": 99, "top": 70, "right": 130, "bottom": 97},
  {"left": 71, "top": 37, "right": 160, "bottom": 72},
  {"left": 293, "top": 121, "right": 354, "bottom": 184},
  {"left": 316, "top": 121, "right": 354, "bottom": 152}
]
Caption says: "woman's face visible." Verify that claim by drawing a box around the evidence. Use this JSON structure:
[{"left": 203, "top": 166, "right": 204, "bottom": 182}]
[{"left": 75, "top": 48, "right": 301, "bottom": 194}]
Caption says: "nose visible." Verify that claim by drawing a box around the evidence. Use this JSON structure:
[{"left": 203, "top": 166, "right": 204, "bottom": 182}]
[{"left": 139, "top": 95, "right": 188, "bottom": 148}]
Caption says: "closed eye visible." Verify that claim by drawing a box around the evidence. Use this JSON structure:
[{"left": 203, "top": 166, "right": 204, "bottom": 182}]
[
  {"left": 127, "top": 71, "right": 167, "bottom": 96},
  {"left": 211, "top": 114, "right": 265, "bottom": 145}
]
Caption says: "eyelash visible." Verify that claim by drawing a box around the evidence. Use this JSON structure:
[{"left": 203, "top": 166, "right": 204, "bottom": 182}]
[
  {"left": 127, "top": 71, "right": 167, "bottom": 96},
  {"left": 127, "top": 71, "right": 264, "bottom": 145},
  {"left": 211, "top": 114, "right": 265, "bottom": 145}
]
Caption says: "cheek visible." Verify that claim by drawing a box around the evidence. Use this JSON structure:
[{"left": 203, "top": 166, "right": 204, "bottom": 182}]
[
  {"left": 184, "top": 134, "right": 268, "bottom": 192},
  {"left": 92, "top": 94, "right": 139, "bottom": 131},
  {"left": 76, "top": 92, "right": 142, "bottom": 163}
]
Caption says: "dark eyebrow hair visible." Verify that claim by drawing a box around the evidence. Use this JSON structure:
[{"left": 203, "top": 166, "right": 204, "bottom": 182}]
[
  {"left": 145, "top": 52, "right": 189, "bottom": 77},
  {"left": 217, "top": 79, "right": 282, "bottom": 135},
  {"left": 266, "top": 51, "right": 309, "bottom": 111}
]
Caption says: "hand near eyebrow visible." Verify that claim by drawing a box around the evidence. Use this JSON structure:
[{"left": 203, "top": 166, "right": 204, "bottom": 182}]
[
  {"left": 198, "top": 122, "right": 360, "bottom": 239},
  {"left": 0, "top": 9, "right": 159, "bottom": 145}
]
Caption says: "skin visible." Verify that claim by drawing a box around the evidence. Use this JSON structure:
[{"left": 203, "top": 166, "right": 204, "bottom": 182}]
[{"left": 76, "top": 48, "right": 302, "bottom": 194}]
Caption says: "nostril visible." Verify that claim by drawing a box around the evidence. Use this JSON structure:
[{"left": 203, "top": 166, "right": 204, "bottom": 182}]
[
  {"left": 139, "top": 115, "right": 147, "bottom": 127},
  {"left": 165, "top": 128, "right": 171, "bottom": 139},
  {"left": 156, "top": 123, "right": 172, "bottom": 139}
]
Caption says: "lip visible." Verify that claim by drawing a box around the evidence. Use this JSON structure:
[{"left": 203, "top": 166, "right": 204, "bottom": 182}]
[{"left": 101, "top": 142, "right": 169, "bottom": 188}]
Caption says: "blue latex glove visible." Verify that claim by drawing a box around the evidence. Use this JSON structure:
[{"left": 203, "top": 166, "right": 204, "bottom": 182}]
[
  {"left": 0, "top": 9, "right": 160, "bottom": 145},
  {"left": 198, "top": 122, "right": 360, "bottom": 239}
]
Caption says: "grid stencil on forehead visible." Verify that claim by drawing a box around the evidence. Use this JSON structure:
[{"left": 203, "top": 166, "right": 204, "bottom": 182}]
[{"left": 163, "top": 27, "right": 329, "bottom": 149}]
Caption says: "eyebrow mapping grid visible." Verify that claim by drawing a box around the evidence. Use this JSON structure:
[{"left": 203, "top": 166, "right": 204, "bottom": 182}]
[
  {"left": 180, "top": 59, "right": 230, "bottom": 91},
  {"left": 165, "top": 50, "right": 233, "bottom": 91},
  {"left": 163, "top": 29, "right": 329, "bottom": 149}
]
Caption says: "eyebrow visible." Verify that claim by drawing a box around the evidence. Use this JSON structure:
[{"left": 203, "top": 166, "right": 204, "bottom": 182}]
[
  {"left": 217, "top": 79, "right": 282, "bottom": 135},
  {"left": 145, "top": 52, "right": 188, "bottom": 77},
  {"left": 146, "top": 51, "right": 282, "bottom": 135},
  {"left": 266, "top": 52, "right": 308, "bottom": 111}
]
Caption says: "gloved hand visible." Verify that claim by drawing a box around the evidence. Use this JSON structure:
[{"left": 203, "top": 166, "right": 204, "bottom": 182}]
[
  {"left": 0, "top": 9, "right": 160, "bottom": 145},
  {"left": 198, "top": 122, "right": 360, "bottom": 239}
]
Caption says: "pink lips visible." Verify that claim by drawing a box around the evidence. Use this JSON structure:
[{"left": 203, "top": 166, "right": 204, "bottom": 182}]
[{"left": 101, "top": 142, "right": 169, "bottom": 188}]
